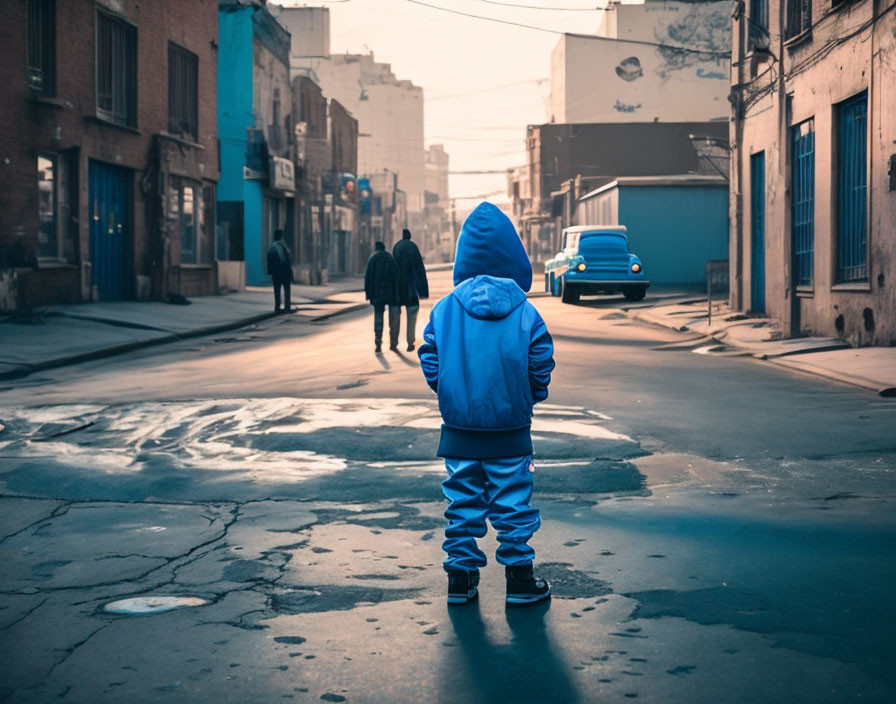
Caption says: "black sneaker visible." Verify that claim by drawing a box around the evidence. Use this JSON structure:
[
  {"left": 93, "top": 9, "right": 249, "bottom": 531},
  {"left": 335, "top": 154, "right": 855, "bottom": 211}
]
[
  {"left": 505, "top": 564, "right": 551, "bottom": 607},
  {"left": 375, "top": 342, "right": 382, "bottom": 353},
  {"left": 407, "top": 343, "right": 415, "bottom": 352},
  {"left": 447, "top": 569, "right": 480, "bottom": 605}
]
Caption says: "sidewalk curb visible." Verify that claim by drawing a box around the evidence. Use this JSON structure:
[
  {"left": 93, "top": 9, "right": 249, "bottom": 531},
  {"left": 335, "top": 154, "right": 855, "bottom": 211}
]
[
  {"left": 309, "top": 302, "right": 369, "bottom": 322},
  {"left": 0, "top": 294, "right": 376, "bottom": 382},
  {"left": 0, "top": 310, "right": 280, "bottom": 381},
  {"left": 633, "top": 304, "right": 894, "bottom": 397},
  {"left": 765, "top": 356, "right": 896, "bottom": 397}
]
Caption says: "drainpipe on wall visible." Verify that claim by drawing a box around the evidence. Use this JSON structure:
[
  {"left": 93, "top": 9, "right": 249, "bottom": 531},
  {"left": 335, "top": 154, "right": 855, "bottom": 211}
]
[
  {"left": 780, "top": 0, "right": 796, "bottom": 337},
  {"left": 732, "top": 0, "right": 746, "bottom": 310}
]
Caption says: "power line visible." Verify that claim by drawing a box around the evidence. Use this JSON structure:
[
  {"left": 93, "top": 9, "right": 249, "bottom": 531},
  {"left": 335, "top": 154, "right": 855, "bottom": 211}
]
[
  {"left": 427, "top": 77, "right": 548, "bottom": 102},
  {"left": 404, "top": 0, "right": 729, "bottom": 58},
  {"left": 475, "top": 0, "right": 604, "bottom": 10},
  {"left": 449, "top": 169, "right": 511, "bottom": 174},
  {"left": 452, "top": 190, "right": 506, "bottom": 200}
]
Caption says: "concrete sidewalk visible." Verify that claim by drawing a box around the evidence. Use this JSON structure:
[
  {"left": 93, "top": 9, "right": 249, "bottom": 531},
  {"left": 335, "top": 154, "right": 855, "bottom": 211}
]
[
  {"left": 0, "top": 277, "right": 365, "bottom": 380},
  {"left": 634, "top": 299, "right": 896, "bottom": 396}
]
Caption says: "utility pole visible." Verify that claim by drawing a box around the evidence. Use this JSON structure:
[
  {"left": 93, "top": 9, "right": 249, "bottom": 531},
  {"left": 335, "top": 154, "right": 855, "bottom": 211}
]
[{"left": 450, "top": 198, "right": 458, "bottom": 262}]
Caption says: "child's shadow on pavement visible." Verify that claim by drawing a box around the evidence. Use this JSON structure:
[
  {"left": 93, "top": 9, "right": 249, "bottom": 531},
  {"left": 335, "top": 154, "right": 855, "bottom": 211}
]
[{"left": 446, "top": 600, "right": 580, "bottom": 703}]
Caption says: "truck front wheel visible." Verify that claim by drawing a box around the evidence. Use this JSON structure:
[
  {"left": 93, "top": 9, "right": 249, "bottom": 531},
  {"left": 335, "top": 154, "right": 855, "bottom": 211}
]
[{"left": 561, "top": 279, "right": 580, "bottom": 303}]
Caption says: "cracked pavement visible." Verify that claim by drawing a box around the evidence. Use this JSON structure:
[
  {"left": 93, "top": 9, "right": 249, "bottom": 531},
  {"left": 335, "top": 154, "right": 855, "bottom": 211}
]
[{"left": 1, "top": 269, "right": 895, "bottom": 702}]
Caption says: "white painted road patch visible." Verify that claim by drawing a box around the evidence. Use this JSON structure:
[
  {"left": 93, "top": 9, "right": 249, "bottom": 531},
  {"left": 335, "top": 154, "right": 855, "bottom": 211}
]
[{"left": 103, "top": 596, "right": 209, "bottom": 614}]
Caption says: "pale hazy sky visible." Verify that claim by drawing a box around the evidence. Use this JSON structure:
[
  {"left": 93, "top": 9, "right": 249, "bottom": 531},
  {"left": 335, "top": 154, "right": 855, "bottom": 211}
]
[{"left": 282, "top": 0, "right": 612, "bottom": 204}]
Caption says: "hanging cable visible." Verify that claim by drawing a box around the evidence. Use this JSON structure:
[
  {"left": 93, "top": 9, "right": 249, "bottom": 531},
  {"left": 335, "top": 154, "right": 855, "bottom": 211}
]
[{"left": 404, "top": 0, "right": 729, "bottom": 57}]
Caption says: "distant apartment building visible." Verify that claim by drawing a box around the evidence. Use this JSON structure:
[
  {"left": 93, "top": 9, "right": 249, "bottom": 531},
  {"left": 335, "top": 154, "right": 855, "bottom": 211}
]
[
  {"left": 424, "top": 144, "right": 450, "bottom": 260},
  {"left": 731, "top": 0, "right": 895, "bottom": 345},
  {"left": 276, "top": 5, "right": 426, "bottom": 241},
  {"left": 549, "top": 0, "right": 731, "bottom": 124},
  {"left": 0, "top": 0, "right": 219, "bottom": 311}
]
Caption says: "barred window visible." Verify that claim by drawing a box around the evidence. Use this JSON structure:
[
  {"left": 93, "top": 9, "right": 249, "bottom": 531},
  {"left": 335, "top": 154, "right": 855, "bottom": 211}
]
[
  {"left": 791, "top": 119, "right": 815, "bottom": 288},
  {"left": 748, "top": 0, "right": 769, "bottom": 50},
  {"left": 168, "top": 43, "right": 198, "bottom": 140},
  {"left": 785, "top": 0, "right": 811, "bottom": 39},
  {"left": 27, "top": 0, "right": 55, "bottom": 96},
  {"left": 836, "top": 92, "right": 868, "bottom": 283},
  {"left": 96, "top": 11, "right": 136, "bottom": 127}
]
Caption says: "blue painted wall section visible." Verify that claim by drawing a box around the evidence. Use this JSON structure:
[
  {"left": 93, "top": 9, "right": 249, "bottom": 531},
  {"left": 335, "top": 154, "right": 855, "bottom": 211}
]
[
  {"left": 217, "top": 6, "right": 266, "bottom": 286},
  {"left": 619, "top": 186, "right": 728, "bottom": 285}
]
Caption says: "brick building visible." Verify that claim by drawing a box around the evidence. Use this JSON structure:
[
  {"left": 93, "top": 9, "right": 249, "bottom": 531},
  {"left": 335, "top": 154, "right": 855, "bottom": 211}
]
[
  {"left": 0, "top": 0, "right": 219, "bottom": 311},
  {"left": 291, "top": 74, "right": 329, "bottom": 284},
  {"left": 328, "top": 99, "right": 360, "bottom": 275}
]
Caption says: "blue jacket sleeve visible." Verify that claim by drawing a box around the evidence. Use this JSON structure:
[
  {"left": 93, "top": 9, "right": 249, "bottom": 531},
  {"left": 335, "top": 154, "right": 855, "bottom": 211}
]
[
  {"left": 418, "top": 314, "right": 439, "bottom": 393},
  {"left": 529, "top": 310, "right": 555, "bottom": 404}
]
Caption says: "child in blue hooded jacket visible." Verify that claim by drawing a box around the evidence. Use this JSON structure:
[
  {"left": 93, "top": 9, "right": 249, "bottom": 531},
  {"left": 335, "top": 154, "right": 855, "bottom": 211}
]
[{"left": 418, "top": 202, "right": 555, "bottom": 606}]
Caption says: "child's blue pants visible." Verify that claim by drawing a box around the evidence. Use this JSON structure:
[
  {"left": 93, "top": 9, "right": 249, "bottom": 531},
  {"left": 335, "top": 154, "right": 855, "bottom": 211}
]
[{"left": 442, "top": 455, "right": 541, "bottom": 571}]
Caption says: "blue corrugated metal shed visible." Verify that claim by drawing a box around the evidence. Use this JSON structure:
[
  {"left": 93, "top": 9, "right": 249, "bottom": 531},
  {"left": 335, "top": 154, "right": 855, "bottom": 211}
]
[{"left": 578, "top": 176, "right": 728, "bottom": 285}]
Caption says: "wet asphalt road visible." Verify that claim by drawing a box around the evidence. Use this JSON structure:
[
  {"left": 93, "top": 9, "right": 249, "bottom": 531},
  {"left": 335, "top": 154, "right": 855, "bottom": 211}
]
[{"left": 1, "top": 268, "right": 895, "bottom": 703}]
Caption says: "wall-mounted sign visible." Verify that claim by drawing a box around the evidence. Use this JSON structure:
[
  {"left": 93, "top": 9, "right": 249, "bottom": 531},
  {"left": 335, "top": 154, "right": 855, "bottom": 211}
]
[{"left": 269, "top": 156, "right": 295, "bottom": 193}]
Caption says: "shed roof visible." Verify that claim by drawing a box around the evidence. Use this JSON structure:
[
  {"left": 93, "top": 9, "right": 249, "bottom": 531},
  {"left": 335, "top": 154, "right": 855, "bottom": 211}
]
[{"left": 578, "top": 174, "right": 728, "bottom": 202}]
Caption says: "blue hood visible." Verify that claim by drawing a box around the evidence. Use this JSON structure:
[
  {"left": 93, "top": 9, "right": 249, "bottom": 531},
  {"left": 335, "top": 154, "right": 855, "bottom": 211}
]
[
  {"left": 454, "top": 202, "right": 532, "bottom": 292},
  {"left": 453, "top": 275, "right": 527, "bottom": 320}
]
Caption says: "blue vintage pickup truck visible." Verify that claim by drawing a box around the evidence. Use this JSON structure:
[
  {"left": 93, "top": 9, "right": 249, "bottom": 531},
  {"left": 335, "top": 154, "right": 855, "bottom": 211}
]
[{"left": 544, "top": 225, "right": 649, "bottom": 303}]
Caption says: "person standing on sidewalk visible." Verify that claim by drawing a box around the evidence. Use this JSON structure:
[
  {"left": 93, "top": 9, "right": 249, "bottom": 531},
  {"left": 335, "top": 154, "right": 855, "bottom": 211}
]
[
  {"left": 392, "top": 228, "right": 429, "bottom": 352},
  {"left": 418, "top": 202, "right": 555, "bottom": 607},
  {"left": 266, "top": 229, "right": 293, "bottom": 314},
  {"left": 364, "top": 241, "right": 399, "bottom": 354}
]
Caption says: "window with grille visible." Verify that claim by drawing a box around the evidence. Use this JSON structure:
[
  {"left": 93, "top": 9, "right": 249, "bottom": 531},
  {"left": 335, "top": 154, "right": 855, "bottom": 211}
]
[
  {"left": 748, "top": 0, "right": 769, "bottom": 50},
  {"left": 168, "top": 43, "right": 198, "bottom": 140},
  {"left": 791, "top": 119, "right": 815, "bottom": 288},
  {"left": 96, "top": 11, "right": 136, "bottom": 127},
  {"left": 785, "top": 0, "right": 811, "bottom": 39},
  {"left": 836, "top": 92, "right": 868, "bottom": 283},
  {"left": 27, "top": 0, "right": 55, "bottom": 96}
]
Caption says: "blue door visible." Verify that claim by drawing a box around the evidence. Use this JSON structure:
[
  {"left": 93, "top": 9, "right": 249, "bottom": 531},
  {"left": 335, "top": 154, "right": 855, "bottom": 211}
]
[
  {"left": 89, "top": 160, "right": 132, "bottom": 300},
  {"left": 750, "top": 152, "right": 765, "bottom": 314}
]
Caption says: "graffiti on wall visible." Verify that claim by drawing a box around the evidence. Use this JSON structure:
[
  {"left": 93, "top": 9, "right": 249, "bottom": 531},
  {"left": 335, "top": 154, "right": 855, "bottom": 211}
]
[
  {"left": 653, "top": 4, "right": 729, "bottom": 79},
  {"left": 614, "top": 100, "right": 642, "bottom": 113},
  {"left": 615, "top": 57, "right": 644, "bottom": 82}
]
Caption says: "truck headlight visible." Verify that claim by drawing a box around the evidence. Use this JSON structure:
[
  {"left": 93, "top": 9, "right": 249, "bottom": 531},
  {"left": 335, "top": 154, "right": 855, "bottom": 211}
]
[
  {"left": 631, "top": 262, "right": 642, "bottom": 273},
  {"left": 576, "top": 262, "right": 586, "bottom": 272}
]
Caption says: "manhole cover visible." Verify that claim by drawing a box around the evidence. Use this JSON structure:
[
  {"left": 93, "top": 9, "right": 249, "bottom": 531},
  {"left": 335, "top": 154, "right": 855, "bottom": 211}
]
[{"left": 103, "top": 596, "right": 209, "bottom": 614}]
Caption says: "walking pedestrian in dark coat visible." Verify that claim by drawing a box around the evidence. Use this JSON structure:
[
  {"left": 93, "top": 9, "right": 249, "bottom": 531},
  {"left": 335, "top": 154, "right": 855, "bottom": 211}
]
[
  {"left": 364, "top": 241, "right": 399, "bottom": 353},
  {"left": 392, "top": 228, "right": 429, "bottom": 351},
  {"left": 266, "top": 229, "right": 293, "bottom": 313}
]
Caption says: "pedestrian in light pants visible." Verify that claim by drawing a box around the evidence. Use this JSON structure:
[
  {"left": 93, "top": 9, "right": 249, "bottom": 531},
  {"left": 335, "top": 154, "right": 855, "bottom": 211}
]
[{"left": 389, "top": 304, "right": 418, "bottom": 352}]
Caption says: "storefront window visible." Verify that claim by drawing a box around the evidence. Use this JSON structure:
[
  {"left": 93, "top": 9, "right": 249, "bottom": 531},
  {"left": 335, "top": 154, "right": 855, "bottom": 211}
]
[
  {"left": 168, "top": 179, "right": 202, "bottom": 264},
  {"left": 38, "top": 155, "right": 57, "bottom": 259}
]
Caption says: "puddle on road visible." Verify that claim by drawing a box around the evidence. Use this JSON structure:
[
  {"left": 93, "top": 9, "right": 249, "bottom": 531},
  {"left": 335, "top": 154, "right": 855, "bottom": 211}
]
[
  {"left": 632, "top": 453, "right": 737, "bottom": 489},
  {"left": 0, "top": 398, "right": 641, "bottom": 485},
  {"left": 103, "top": 596, "right": 209, "bottom": 615}
]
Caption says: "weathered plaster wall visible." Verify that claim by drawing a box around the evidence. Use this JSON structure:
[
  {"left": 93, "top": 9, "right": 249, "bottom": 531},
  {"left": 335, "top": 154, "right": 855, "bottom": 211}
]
[
  {"left": 732, "top": 0, "right": 896, "bottom": 345},
  {"left": 549, "top": 0, "right": 731, "bottom": 124}
]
